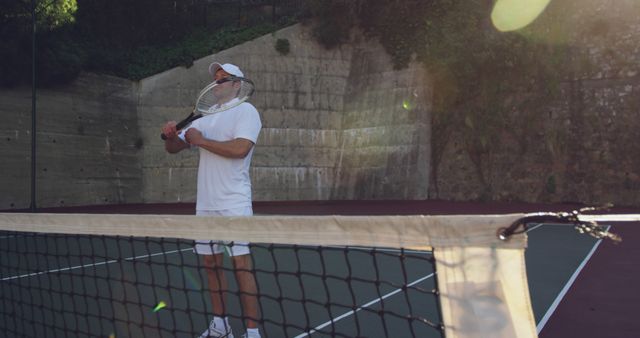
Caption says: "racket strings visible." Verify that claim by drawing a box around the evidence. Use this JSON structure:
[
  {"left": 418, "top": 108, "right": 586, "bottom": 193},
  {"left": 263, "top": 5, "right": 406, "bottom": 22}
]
[
  {"left": 161, "top": 78, "right": 254, "bottom": 140},
  {"left": 196, "top": 79, "right": 254, "bottom": 114}
]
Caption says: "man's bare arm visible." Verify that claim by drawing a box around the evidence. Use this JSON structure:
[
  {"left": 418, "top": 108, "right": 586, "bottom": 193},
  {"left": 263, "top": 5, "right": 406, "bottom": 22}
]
[
  {"left": 165, "top": 137, "right": 190, "bottom": 153},
  {"left": 185, "top": 128, "right": 253, "bottom": 158},
  {"left": 162, "top": 121, "right": 190, "bottom": 153}
]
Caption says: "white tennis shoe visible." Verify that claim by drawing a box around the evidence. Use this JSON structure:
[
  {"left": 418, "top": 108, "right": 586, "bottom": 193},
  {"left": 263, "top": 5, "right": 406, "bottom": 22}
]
[
  {"left": 241, "top": 331, "right": 261, "bottom": 338},
  {"left": 199, "top": 319, "right": 234, "bottom": 338}
]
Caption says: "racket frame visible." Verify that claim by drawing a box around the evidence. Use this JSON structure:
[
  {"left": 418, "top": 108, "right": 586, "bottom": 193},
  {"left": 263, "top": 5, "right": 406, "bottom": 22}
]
[{"left": 160, "top": 76, "right": 255, "bottom": 140}]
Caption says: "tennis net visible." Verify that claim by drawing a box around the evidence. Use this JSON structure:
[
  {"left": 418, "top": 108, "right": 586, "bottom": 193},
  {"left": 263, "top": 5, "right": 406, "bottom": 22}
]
[{"left": 0, "top": 212, "right": 539, "bottom": 338}]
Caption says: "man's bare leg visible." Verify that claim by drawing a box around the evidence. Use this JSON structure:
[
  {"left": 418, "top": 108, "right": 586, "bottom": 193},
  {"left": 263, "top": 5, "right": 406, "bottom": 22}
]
[
  {"left": 232, "top": 254, "right": 259, "bottom": 329},
  {"left": 204, "top": 254, "right": 228, "bottom": 317}
]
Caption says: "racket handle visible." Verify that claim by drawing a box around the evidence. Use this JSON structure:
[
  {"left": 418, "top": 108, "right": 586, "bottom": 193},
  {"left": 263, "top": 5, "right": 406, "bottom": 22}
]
[
  {"left": 175, "top": 119, "right": 191, "bottom": 130},
  {"left": 161, "top": 112, "right": 196, "bottom": 140}
]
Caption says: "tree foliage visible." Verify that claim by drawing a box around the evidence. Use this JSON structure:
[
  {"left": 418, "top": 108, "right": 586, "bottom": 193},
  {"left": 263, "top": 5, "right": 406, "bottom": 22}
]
[
  {"left": 302, "top": 0, "right": 354, "bottom": 49},
  {"left": 74, "top": 0, "right": 203, "bottom": 48},
  {"left": 38, "top": 0, "right": 77, "bottom": 28},
  {"left": 1, "top": 0, "right": 296, "bottom": 86},
  {"left": 0, "top": 0, "right": 80, "bottom": 86}
]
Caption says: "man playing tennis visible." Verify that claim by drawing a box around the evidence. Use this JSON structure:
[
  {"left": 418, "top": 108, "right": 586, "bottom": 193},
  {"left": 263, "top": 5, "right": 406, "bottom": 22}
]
[{"left": 161, "top": 62, "right": 262, "bottom": 338}]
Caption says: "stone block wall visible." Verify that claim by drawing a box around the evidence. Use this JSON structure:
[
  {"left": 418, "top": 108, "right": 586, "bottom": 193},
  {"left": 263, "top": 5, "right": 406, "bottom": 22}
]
[{"left": 434, "top": 0, "right": 640, "bottom": 206}]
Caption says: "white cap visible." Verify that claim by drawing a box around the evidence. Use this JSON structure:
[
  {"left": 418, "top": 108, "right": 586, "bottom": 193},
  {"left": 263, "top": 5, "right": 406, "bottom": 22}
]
[{"left": 208, "top": 62, "right": 244, "bottom": 78}]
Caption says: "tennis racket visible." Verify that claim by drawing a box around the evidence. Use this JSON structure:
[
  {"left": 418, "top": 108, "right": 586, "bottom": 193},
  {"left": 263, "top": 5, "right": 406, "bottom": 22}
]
[{"left": 160, "top": 76, "right": 255, "bottom": 140}]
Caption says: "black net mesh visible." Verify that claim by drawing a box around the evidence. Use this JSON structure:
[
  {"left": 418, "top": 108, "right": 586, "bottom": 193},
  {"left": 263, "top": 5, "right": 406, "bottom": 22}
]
[{"left": 1, "top": 231, "right": 443, "bottom": 338}]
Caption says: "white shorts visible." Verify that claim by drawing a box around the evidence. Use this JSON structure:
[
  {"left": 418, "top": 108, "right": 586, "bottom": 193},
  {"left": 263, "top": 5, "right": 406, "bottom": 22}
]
[{"left": 194, "top": 206, "right": 253, "bottom": 256}]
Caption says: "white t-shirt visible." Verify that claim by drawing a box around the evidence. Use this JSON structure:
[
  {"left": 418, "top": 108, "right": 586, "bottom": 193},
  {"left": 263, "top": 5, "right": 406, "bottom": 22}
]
[{"left": 179, "top": 102, "right": 261, "bottom": 211}]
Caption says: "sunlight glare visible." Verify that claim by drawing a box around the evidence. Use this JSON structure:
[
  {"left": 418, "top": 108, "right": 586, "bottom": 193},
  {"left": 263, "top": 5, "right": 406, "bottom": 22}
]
[{"left": 491, "top": 0, "right": 552, "bottom": 32}]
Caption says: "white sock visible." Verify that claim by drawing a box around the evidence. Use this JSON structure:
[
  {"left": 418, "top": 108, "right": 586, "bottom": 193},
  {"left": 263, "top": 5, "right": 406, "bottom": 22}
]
[{"left": 246, "top": 328, "right": 259, "bottom": 336}]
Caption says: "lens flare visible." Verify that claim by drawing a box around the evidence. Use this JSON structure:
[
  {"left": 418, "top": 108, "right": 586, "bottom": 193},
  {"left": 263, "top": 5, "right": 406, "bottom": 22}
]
[
  {"left": 402, "top": 99, "right": 414, "bottom": 111},
  {"left": 183, "top": 269, "right": 202, "bottom": 290},
  {"left": 402, "top": 90, "right": 420, "bottom": 111},
  {"left": 491, "top": 0, "right": 552, "bottom": 32}
]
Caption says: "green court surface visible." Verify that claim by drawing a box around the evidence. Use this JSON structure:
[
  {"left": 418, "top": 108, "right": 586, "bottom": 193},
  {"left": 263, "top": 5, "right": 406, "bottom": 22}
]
[
  {"left": 1, "top": 222, "right": 604, "bottom": 338},
  {"left": 525, "top": 223, "right": 604, "bottom": 334}
]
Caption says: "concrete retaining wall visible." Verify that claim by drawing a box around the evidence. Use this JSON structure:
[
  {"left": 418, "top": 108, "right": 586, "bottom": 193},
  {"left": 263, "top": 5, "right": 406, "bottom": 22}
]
[
  {"left": 0, "top": 24, "right": 431, "bottom": 209},
  {"left": 0, "top": 74, "right": 141, "bottom": 209},
  {"left": 140, "top": 25, "right": 431, "bottom": 202},
  {"left": 2, "top": 6, "right": 638, "bottom": 208}
]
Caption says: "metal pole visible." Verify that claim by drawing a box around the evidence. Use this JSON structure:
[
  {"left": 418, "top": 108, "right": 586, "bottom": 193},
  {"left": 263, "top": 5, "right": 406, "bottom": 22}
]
[
  {"left": 272, "top": 0, "right": 277, "bottom": 24},
  {"left": 30, "top": 0, "right": 37, "bottom": 212}
]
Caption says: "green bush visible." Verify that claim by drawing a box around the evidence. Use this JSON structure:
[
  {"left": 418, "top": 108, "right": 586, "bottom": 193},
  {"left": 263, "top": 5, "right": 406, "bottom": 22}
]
[
  {"left": 304, "top": 0, "right": 351, "bottom": 49},
  {"left": 38, "top": 29, "right": 86, "bottom": 86},
  {"left": 113, "top": 24, "right": 280, "bottom": 80}
]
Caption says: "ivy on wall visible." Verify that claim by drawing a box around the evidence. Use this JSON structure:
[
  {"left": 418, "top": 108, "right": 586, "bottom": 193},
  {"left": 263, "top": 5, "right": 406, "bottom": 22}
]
[{"left": 309, "top": 0, "right": 574, "bottom": 199}]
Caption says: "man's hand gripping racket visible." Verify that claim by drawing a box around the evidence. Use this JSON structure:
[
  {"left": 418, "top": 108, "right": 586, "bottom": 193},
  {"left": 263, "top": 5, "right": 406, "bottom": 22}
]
[{"left": 161, "top": 76, "right": 255, "bottom": 140}]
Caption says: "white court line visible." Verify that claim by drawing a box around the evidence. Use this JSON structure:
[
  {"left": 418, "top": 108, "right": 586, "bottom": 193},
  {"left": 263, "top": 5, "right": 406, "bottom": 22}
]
[
  {"left": 326, "top": 246, "right": 433, "bottom": 255},
  {"left": 282, "top": 243, "right": 432, "bottom": 255},
  {"left": 526, "top": 223, "right": 545, "bottom": 233},
  {"left": 1, "top": 243, "right": 429, "bottom": 282},
  {"left": 527, "top": 222, "right": 584, "bottom": 233},
  {"left": 535, "top": 225, "right": 610, "bottom": 334},
  {"left": 0, "top": 232, "right": 18, "bottom": 240},
  {"left": 1, "top": 248, "right": 192, "bottom": 281},
  {"left": 293, "top": 273, "right": 435, "bottom": 338},
  {"left": 293, "top": 225, "right": 542, "bottom": 337}
]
